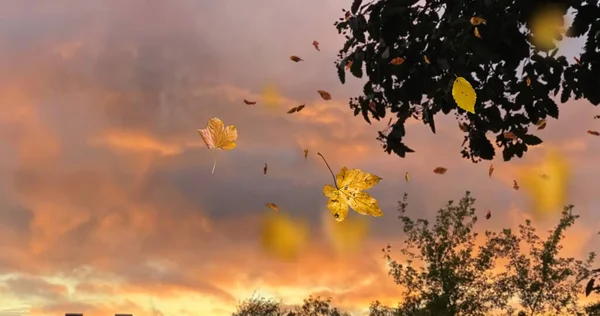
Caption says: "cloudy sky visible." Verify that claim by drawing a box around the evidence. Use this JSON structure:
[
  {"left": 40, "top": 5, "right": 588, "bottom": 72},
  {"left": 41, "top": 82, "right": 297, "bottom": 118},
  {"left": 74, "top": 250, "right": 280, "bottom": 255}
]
[{"left": 0, "top": 1, "right": 598, "bottom": 315}]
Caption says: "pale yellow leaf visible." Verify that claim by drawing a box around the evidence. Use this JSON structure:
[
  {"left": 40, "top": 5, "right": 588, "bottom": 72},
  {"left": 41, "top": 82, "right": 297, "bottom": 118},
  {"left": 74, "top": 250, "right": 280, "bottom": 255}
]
[
  {"left": 322, "top": 211, "right": 369, "bottom": 256},
  {"left": 519, "top": 148, "right": 571, "bottom": 217},
  {"left": 260, "top": 212, "right": 308, "bottom": 260},
  {"left": 197, "top": 117, "right": 238, "bottom": 150},
  {"left": 452, "top": 77, "right": 477, "bottom": 113}
]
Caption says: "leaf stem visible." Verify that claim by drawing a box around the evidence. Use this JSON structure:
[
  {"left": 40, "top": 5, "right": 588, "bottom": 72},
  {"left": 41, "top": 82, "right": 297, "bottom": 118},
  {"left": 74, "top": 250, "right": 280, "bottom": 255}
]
[
  {"left": 317, "top": 152, "right": 338, "bottom": 189},
  {"left": 211, "top": 149, "right": 218, "bottom": 174}
]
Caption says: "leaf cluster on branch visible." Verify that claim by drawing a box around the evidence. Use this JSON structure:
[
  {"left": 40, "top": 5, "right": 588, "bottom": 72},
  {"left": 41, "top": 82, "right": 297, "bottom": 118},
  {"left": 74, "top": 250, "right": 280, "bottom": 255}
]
[{"left": 334, "top": 0, "right": 600, "bottom": 162}]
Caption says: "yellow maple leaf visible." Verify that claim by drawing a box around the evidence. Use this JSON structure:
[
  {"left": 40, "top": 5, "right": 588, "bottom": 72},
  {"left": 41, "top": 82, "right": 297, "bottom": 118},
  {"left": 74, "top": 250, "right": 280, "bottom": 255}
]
[
  {"left": 452, "top": 76, "right": 477, "bottom": 114},
  {"left": 519, "top": 148, "right": 571, "bottom": 217},
  {"left": 260, "top": 212, "right": 309, "bottom": 261},
  {"left": 197, "top": 117, "right": 237, "bottom": 174},
  {"left": 322, "top": 210, "right": 369, "bottom": 256},
  {"left": 322, "top": 166, "right": 383, "bottom": 222}
]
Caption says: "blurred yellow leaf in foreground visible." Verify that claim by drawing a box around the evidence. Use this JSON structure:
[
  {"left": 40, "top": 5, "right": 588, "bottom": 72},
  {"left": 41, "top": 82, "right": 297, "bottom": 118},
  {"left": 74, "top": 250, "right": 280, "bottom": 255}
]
[
  {"left": 322, "top": 211, "right": 369, "bottom": 256},
  {"left": 261, "top": 83, "right": 282, "bottom": 111},
  {"left": 519, "top": 148, "right": 571, "bottom": 217},
  {"left": 260, "top": 211, "right": 308, "bottom": 261}
]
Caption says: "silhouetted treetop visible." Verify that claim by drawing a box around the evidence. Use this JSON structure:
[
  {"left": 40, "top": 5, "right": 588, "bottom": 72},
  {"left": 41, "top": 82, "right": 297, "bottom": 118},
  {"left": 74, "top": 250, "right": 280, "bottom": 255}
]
[{"left": 334, "top": 0, "right": 600, "bottom": 162}]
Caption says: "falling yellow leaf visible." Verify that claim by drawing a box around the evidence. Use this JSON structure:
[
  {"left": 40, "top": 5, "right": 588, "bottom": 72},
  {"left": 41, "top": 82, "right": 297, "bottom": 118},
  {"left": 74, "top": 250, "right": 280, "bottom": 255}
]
[
  {"left": 536, "top": 119, "right": 547, "bottom": 130},
  {"left": 290, "top": 55, "right": 303, "bottom": 62},
  {"left": 513, "top": 180, "right": 520, "bottom": 190},
  {"left": 317, "top": 90, "right": 332, "bottom": 100},
  {"left": 530, "top": 5, "right": 567, "bottom": 50},
  {"left": 588, "top": 130, "right": 600, "bottom": 136},
  {"left": 265, "top": 203, "right": 279, "bottom": 212},
  {"left": 262, "top": 83, "right": 282, "bottom": 110},
  {"left": 322, "top": 167, "right": 382, "bottom": 222},
  {"left": 519, "top": 147, "right": 571, "bottom": 217},
  {"left": 474, "top": 27, "right": 482, "bottom": 38},
  {"left": 452, "top": 77, "right": 477, "bottom": 114},
  {"left": 264, "top": 163, "right": 268, "bottom": 175},
  {"left": 322, "top": 211, "right": 369, "bottom": 256},
  {"left": 526, "top": 76, "right": 532, "bottom": 86},
  {"left": 405, "top": 172, "right": 410, "bottom": 183},
  {"left": 243, "top": 99, "right": 257, "bottom": 105},
  {"left": 470, "top": 17, "right": 487, "bottom": 26},
  {"left": 503, "top": 131, "right": 516, "bottom": 140},
  {"left": 303, "top": 149, "right": 308, "bottom": 159},
  {"left": 390, "top": 57, "right": 405, "bottom": 65},
  {"left": 312, "top": 40, "right": 320, "bottom": 51},
  {"left": 345, "top": 60, "right": 353, "bottom": 70},
  {"left": 197, "top": 117, "right": 238, "bottom": 174},
  {"left": 424, "top": 55, "right": 431, "bottom": 64},
  {"left": 488, "top": 164, "right": 494, "bottom": 177},
  {"left": 433, "top": 167, "right": 447, "bottom": 174},
  {"left": 260, "top": 212, "right": 308, "bottom": 260}
]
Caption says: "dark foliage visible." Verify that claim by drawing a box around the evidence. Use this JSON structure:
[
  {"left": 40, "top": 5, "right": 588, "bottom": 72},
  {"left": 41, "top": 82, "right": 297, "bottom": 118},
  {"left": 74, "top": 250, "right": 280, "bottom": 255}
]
[
  {"left": 333, "top": 0, "right": 600, "bottom": 162},
  {"left": 233, "top": 296, "right": 351, "bottom": 316}
]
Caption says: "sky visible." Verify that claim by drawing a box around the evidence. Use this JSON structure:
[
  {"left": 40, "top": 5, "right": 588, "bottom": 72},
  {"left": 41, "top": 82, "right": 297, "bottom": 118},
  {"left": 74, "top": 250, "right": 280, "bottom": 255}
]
[{"left": 0, "top": 0, "right": 599, "bottom": 315}]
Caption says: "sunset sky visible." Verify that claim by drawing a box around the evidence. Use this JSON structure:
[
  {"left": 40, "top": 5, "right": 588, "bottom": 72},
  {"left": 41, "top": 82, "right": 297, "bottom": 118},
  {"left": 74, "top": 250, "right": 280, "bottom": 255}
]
[{"left": 0, "top": 1, "right": 599, "bottom": 315}]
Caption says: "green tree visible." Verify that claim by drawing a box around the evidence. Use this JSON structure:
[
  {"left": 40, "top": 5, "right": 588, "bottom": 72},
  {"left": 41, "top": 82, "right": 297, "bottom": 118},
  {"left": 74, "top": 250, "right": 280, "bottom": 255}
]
[
  {"left": 381, "top": 192, "right": 595, "bottom": 315},
  {"left": 503, "top": 207, "right": 595, "bottom": 315},
  {"left": 333, "top": 0, "right": 600, "bottom": 162},
  {"left": 382, "top": 192, "right": 517, "bottom": 315}
]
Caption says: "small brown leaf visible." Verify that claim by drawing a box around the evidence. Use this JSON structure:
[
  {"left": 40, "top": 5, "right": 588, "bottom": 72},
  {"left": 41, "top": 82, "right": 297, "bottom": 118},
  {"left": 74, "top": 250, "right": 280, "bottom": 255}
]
[
  {"left": 312, "top": 40, "right": 320, "bottom": 51},
  {"left": 265, "top": 203, "right": 279, "bottom": 212},
  {"left": 536, "top": 119, "right": 547, "bottom": 130},
  {"left": 594, "top": 115, "right": 600, "bottom": 119},
  {"left": 485, "top": 210, "right": 491, "bottom": 220},
  {"left": 317, "top": 90, "right": 332, "bottom": 100},
  {"left": 433, "top": 167, "right": 447, "bottom": 175},
  {"left": 345, "top": 60, "right": 353, "bottom": 70},
  {"left": 588, "top": 130, "right": 600, "bottom": 136},
  {"left": 303, "top": 149, "right": 308, "bottom": 159},
  {"left": 574, "top": 56, "right": 580, "bottom": 64},
  {"left": 526, "top": 76, "right": 531, "bottom": 86},
  {"left": 244, "top": 99, "right": 257, "bottom": 105},
  {"left": 264, "top": 163, "right": 268, "bottom": 175},
  {"left": 489, "top": 164, "right": 494, "bottom": 177},
  {"left": 458, "top": 122, "right": 468, "bottom": 132},
  {"left": 290, "top": 55, "right": 303, "bottom": 62},
  {"left": 390, "top": 57, "right": 405, "bottom": 65},
  {"left": 296, "top": 104, "right": 305, "bottom": 112},
  {"left": 368, "top": 101, "right": 376, "bottom": 111},
  {"left": 513, "top": 180, "right": 520, "bottom": 190},
  {"left": 503, "top": 131, "right": 516, "bottom": 140},
  {"left": 423, "top": 55, "right": 431, "bottom": 64},
  {"left": 287, "top": 107, "right": 297, "bottom": 114},
  {"left": 474, "top": 27, "right": 482, "bottom": 39},
  {"left": 470, "top": 17, "right": 487, "bottom": 26},
  {"left": 345, "top": 11, "right": 351, "bottom": 20}
]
